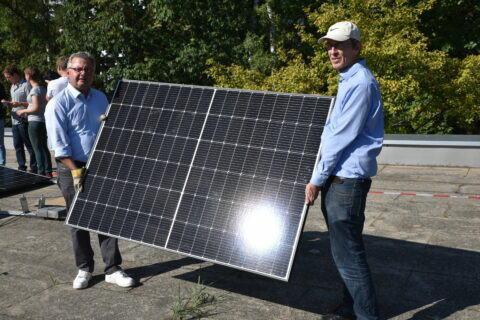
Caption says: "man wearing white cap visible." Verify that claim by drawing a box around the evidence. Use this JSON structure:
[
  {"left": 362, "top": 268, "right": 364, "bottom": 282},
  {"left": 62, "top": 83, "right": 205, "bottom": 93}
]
[{"left": 305, "top": 21, "right": 383, "bottom": 320}]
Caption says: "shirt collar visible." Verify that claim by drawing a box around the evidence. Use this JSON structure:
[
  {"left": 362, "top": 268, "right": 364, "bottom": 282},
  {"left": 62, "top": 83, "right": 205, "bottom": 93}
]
[
  {"left": 67, "top": 83, "right": 91, "bottom": 99},
  {"left": 339, "top": 58, "right": 366, "bottom": 82},
  {"left": 13, "top": 78, "right": 26, "bottom": 89}
]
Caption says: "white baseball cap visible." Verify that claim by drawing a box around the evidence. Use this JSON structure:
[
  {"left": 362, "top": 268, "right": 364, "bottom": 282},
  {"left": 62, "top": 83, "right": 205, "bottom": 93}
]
[{"left": 318, "top": 21, "right": 361, "bottom": 42}]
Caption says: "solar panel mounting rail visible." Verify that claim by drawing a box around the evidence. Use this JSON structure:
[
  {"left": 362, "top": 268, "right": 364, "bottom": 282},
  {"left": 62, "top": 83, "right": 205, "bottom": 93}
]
[{"left": 66, "top": 80, "right": 334, "bottom": 281}]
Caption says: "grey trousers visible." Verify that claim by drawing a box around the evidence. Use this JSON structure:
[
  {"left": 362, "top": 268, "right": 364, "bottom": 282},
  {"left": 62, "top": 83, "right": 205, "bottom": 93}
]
[{"left": 57, "top": 160, "right": 122, "bottom": 274}]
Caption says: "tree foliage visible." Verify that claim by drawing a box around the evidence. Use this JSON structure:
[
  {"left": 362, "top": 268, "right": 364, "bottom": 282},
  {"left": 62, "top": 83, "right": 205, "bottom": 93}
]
[
  {"left": 207, "top": 0, "right": 479, "bottom": 134},
  {"left": 0, "top": 0, "right": 478, "bottom": 133},
  {"left": 419, "top": 0, "right": 480, "bottom": 58},
  {"left": 0, "top": 0, "right": 59, "bottom": 68},
  {"left": 55, "top": 0, "right": 253, "bottom": 93}
]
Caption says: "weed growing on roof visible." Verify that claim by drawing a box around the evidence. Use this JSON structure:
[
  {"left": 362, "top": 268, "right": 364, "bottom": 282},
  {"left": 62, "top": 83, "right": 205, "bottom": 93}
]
[{"left": 170, "top": 277, "right": 215, "bottom": 320}]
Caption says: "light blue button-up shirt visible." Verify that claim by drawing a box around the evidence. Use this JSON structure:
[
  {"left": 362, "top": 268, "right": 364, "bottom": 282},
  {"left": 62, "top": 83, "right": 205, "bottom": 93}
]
[
  {"left": 45, "top": 84, "right": 108, "bottom": 162},
  {"left": 310, "top": 59, "right": 384, "bottom": 187}
]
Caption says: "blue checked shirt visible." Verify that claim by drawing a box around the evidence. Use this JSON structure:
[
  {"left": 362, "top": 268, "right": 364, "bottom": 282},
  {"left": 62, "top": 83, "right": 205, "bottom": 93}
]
[
  {"left": 310, "top": 59, "right": 384, "bottom": 187},
  {"left": 45, "top": 84, "right": 108, "bottom": 163}
]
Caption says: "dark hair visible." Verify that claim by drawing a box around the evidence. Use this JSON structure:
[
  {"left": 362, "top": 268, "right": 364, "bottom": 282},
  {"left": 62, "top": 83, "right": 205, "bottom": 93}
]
[
  {"left": 56, "top": 56, "right": 68, "bottom": 71},
  {"left": 67, "top": 51, "right": 96, "bottom": 71},
  {"left": 24, "top": 66, "right": 43, "bottom": 82},
  {"left": 3, "top": 65, "right": 20, "bottom": 76}
]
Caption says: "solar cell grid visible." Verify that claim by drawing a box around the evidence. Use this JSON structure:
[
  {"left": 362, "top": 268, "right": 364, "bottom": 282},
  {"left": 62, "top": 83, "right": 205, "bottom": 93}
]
[
  {"left": 0, "top": 166, "right": 53, "bottom": 195},
  {"left": 67, "top": 80, "right": 334, "bottom": 281}
]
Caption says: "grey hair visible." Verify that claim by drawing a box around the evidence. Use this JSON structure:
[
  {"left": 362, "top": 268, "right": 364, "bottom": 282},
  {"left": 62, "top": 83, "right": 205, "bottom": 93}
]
[{"left": 67, "top": 52, "right": 96, "bottom": 70}]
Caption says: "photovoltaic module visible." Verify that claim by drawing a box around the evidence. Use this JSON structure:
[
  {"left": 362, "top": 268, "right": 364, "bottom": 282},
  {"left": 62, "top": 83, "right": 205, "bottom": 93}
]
[
  {"left": 66, "top": 80, "right": 334, "bottom": 281},
  {"left": 0, "top": 166, "right": 53, "bottom": 195}
]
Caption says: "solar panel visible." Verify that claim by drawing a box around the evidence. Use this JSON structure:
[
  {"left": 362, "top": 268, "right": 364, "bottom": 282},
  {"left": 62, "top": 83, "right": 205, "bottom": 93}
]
[
  {"left": 66, "top": 80, "right": 334, "bottom": 281},
  {"left": 0, "top": 166, "right": 53, "bottom": 195}
]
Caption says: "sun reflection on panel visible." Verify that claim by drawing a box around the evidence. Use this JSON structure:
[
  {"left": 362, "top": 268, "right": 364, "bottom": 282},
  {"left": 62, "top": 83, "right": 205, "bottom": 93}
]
[{"left": 239, "top": 203, "right": 283, "bottom": 255}]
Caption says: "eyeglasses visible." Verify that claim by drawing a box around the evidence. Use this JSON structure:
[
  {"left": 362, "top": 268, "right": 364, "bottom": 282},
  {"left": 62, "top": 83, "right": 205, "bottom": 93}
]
[{"left": 69, "top": 67, "right": 93, "bottom": 74}]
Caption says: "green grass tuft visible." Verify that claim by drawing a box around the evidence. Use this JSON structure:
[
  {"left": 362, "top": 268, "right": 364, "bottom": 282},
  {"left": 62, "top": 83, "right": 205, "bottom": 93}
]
[{"left": 170, "top": 277, "right": 215, "bottom": 320}]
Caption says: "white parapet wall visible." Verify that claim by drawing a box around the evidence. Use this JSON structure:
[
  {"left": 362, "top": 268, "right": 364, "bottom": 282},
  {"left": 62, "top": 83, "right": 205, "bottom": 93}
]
[{"left": 378, "top": 134, "right": 480, "bottom": 168}]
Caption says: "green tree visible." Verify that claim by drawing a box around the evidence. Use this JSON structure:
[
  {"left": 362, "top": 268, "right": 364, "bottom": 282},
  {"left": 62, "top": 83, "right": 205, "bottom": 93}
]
[
  {"left": 56, "top": 0, "right": 156, "bottom": 93},
  {"left": 234, "top": 0, "right": 320, "bottom": 74},
  {"left": 0, "top": 0, "right": 478, "bottom": 133},
  {"left": 0, "top": 0, "right": 61, "bottom": 125},
  {"left": 419, "top": 0, "right": 480, "bottom": 58},
  {"left": 0, "top": 0, "right": 60, "bottom": 68},
  {"left": 207, "top": 0, "right": 479, "bottom": 134},
  {"left": 450, "top": 55, "right": 480, "bottom": 133},
  {"left": 56, "top": 0, "right": 253, "bottom": 93}
]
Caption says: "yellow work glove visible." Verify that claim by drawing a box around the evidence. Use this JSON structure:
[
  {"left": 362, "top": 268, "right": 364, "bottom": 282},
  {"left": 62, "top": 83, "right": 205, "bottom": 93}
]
[{"left": 71, "top": 168, "right": 85, "bottom": 192}]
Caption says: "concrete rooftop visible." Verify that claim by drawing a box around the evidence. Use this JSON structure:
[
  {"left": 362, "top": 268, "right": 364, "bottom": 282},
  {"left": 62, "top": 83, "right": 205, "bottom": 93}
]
[{"left": 0, "top": 149, "right": 479, "bottom": 320}]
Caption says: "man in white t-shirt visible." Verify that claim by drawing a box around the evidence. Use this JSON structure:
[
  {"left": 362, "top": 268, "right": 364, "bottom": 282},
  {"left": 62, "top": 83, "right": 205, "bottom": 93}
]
[
  {"left": 45, "top": 56, "right": 69, "bottom": 150},
  {"left": 46, "top": 56, "right": 69, "bottom": 101}
]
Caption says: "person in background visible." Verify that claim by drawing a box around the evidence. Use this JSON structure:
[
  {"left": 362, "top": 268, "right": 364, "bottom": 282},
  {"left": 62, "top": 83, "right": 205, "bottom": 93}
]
[
  {"left": 46, "top": 56, "right": 69, "bottom": 101},
  {"left": 45, "top": 51, "right": 134, "bottom": 290},
  {"left": 305, "top": 21, "right": 383, "bottom": 320},
  {"left": 0, "top": 82, "right": 7, "bottom": 166},
  {"left": 45, "top": 56, "right": 70, "bottom": 152},
  {"left": 2, "top": 65, "right": 37, "bottom": 172},
  {"left": 15, "top": 67, "right": 52, "bottom": 177},
  {"left": 42, "top": 70, "right": 59, "bottom": 83}
]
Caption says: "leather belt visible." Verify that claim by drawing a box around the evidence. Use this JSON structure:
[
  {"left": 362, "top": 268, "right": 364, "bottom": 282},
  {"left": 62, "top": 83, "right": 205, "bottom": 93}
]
[
  {"left": 331, "top": 175, "right": 344, "bottom": 184},
  {"left": 56, "top": 160, "right": 87, "bottom": 168},
  {"left": 330, "top": 176, "right": 372, "bottom": 184}
]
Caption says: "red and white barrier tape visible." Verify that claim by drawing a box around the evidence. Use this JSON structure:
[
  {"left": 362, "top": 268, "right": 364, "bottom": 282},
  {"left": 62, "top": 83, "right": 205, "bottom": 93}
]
[{"left": 369, "top": 190, "right": 480, "bottom": 200}]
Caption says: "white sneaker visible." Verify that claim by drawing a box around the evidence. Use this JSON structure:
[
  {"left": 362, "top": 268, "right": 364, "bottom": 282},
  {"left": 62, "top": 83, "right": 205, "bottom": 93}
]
[
  {"left": 105, "top": 270, "right": 134, "bottom": 288},
  {"left": 73, "top": 270, "right": 92, "bottom": 289}
]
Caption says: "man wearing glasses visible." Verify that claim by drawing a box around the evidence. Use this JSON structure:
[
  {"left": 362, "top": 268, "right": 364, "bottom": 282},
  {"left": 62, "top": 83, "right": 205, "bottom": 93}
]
[
  {"left": 45, "top": 52, "right": 135, "bottom": 290},
  {"left": 305, "top": 22, "right": 384, "bottom": 320}
]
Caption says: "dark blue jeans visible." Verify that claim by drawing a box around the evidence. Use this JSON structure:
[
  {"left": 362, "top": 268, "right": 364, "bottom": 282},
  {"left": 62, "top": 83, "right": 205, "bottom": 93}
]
[
  {"left": 321, "top": 177, "right": 379, "bottom": 320},
  {"left": 27, "top": 121, "right": 52, "bottom": 175},
  {"left": 0, "top": 118, "right": 5, "bottom": 166},
  {"left": 12, "top": 123, "right": 37, "bottom": 171}
]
